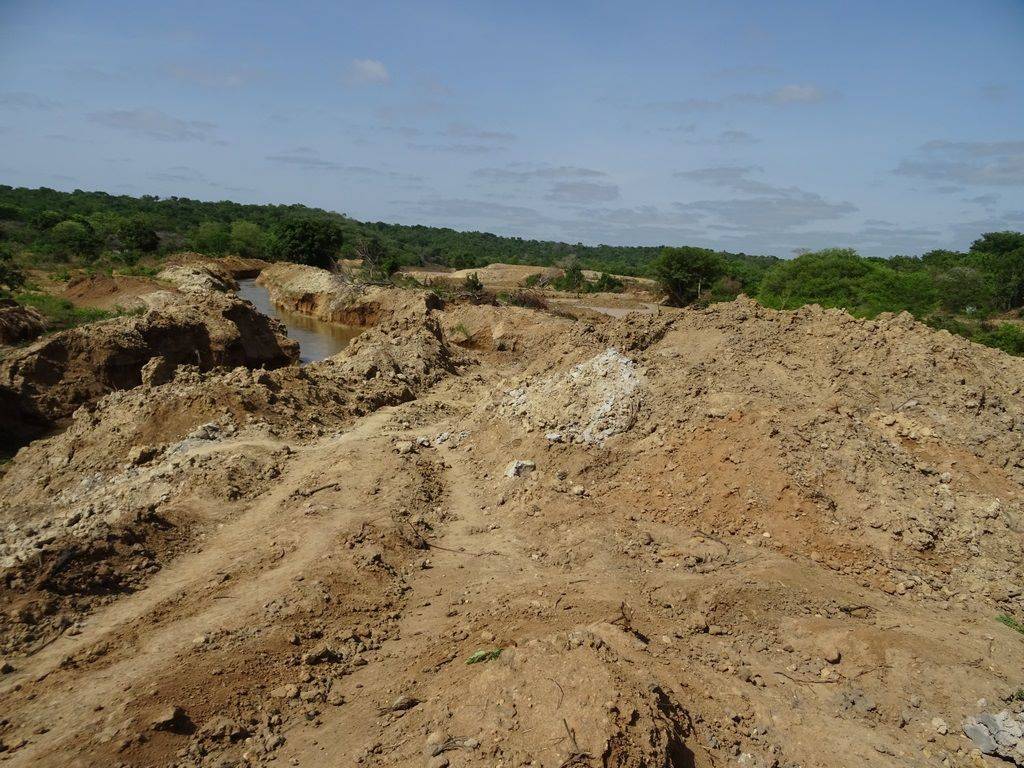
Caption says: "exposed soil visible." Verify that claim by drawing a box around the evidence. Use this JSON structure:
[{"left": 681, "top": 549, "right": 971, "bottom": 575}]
[
  {"left": 1, "top": 266, "right": 1023, "bottom": 768},
  {"left": 0, "top": 300, "right": 46, "bottom": 346}
]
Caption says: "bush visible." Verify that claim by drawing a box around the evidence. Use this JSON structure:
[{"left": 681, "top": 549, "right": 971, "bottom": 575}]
[
  {"left": 553, "top": 263, "right": 586, "bottom": 291},
  {"left": 590, "top": 272, "right": 623, "bottom": 293},
  {"left": 0, "top": 203, "right": 24, "bottom": 221},
  {"left": 757, "top": 248, "right": 937, "bottom": 317},
  {"left": 463, "top": 271, "right": 484, "bottom": 293},
  {"left": 976, "top": 323, "right": 1024, "bottom": 356},
  {"left": 190, "top": 221, "right": 231, "bottom": 254},
  {"left": 230, "top": 220, "right": 267, "bottom": 258},
  {"left": 32, "top": 210, "right": 64, "bottom": 229},
  {"left": 117, "top": 216, "right": 159, "bottom": 253},
  {"left": 0, "top": 246, "right": 25, "bottom": 294},
  {"left": 49, "top": 220, "right": 101, "bottom": 260},
  {"left": 652, "top": 246, "right": 724, "bottom": 306},
  {"left": 502, "top": 289, "right": 548, "bottom": 310},
  {"left": 272, "top": 220, "right": 344, "bottom": 269}
]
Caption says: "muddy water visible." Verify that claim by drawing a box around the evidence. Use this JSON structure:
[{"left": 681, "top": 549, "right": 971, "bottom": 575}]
[{"left": 237, "top": 278, "right": 363, "bottom": 364}]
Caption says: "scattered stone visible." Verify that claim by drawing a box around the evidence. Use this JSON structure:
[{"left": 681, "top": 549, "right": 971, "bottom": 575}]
[
  {"left": 150, "top": 705, "right": 188, "bottom": 732},
  {"left": 387, "top": 694, "right": 420, "bottom": 712},
  {"left": 271, "top": 684, "right": 300, "bottom": 699},
  {"left": 505, "top": 460, "right": 536, "bottom": 478}
]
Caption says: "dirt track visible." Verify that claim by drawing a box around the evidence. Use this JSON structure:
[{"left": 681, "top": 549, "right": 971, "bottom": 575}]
[{"left": 2, "top": 270, "right": 1024, "bottom": 767}]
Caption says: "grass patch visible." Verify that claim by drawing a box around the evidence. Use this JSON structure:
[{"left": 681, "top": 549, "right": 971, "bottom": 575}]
[
  {"left": 15, "top": 291, "right": 117, "bottom": 332},
  {"left": 997, "top": 614, "right": 1024, "bottom": 635}
]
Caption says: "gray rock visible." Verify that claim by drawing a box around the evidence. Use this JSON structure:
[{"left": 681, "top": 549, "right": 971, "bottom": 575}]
[
  {"left": 505, "top": 460, "right": 536, "bottom": 478},
  {"left": 963, "top": 720, "right": 998, "bottom": 754}
]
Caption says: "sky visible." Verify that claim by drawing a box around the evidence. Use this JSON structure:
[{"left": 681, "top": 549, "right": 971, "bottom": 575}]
[{"left": 0, "top": 0, "right": 1022, "bottom": 257}]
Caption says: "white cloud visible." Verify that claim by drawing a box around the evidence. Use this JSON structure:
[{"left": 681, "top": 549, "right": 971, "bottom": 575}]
[{"left": 344, "top": 59, "right": 390, "bottom": 86}]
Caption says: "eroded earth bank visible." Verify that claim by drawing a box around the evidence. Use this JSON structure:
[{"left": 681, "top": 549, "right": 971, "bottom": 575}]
[{"left": 1, "top": 260, "right": 1024, "bottom": 768}]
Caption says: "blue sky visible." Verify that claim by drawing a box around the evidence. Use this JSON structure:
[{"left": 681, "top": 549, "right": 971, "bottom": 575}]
[{"left": 1, "top": 0, "right": 1022, "bottom": 256}]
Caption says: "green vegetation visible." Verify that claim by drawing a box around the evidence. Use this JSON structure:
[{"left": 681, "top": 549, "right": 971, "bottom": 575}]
[
  {"left": 997, "top": 614, "right": 1024, "bottom": 636},
  {"left": 14, "top": 292, "right": 118, "bottom": 331},
  {"left": 652, "top": 246, "right": 724, "bottom": 306},
  {"left": 466, "top": 648, "right": 502, "bottom": 664},
  {"left": 0, "top": 184, "right": 770, "bottom": 277}
]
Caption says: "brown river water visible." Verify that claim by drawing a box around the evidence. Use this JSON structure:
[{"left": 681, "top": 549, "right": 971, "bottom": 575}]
[{"left": 237, "top": 278, "right": 363, "bottom": 364}]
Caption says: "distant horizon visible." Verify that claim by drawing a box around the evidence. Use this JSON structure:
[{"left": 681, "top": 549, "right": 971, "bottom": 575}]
[{"left": 1, "top": 1, "right": 1022, "bottom": 257}]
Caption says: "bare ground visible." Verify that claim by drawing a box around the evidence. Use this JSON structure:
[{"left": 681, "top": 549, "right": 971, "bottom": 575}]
[{"left": 1, "top": 274, "right": 1024, "bottom": 768}]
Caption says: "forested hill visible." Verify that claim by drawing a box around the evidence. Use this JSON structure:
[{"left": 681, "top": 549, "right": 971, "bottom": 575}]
[{"left": 0, "top": 184, "right": 774, "bottom": 277}]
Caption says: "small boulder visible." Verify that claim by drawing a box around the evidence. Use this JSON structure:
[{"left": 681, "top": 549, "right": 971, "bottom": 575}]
[{"left": 505, "top": 460, "right": 536, "bottom": 478}]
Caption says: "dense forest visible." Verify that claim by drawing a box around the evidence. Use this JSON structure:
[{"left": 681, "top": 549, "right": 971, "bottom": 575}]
[
  {"left": 0, "top": 184, "right": 769, "bottom": 277},
  {"left": 1, "top": 184, "right": 1022, "bottom": 355}
]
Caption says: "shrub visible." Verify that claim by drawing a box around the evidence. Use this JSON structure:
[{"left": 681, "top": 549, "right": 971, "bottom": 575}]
[
  {"left": 757, "top": 248, "right": 937, "bottom": 317},
  {"left": 0, "top": 246, "right": 25, "bottom": 294},
  {"left": 190, "top": 221, "right": 231, "bottom": 254},
  {"left": 590, "top": 272, "right": 623, "bottom": 293},
  {"left": 117, "top": 216, "right": 159, "bottom": 253},
  {"left": 49, "top": 220, "right": 101, "bottom": 260},
  {"left": 503, "top": 289, "right": 548, "bottom": 310},
  {"left": 463, "top": 271, "right": 484, "bottom": 293},
  {"left": 230, "top": 220, "right": 267, "bottom": 258}
]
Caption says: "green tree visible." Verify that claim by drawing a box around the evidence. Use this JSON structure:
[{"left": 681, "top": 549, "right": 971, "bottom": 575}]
[
  {"left": 0, "top": 203, "right": 24, "bottom": 221},
  {"left": 970, "top": 232, "right": 1024, "bottom": 257},
  {"left": 934, "top": 265, "right": 996, "bottom": 314},
  {"left": 33, "top": 209, "right": 64, "bottom": 229},
  {"left": 652, "top": 246, "right": 724, "bottom": 306},
  {"left": 190, "top": 221, "right": 231, "bottom": 254},
  {"left": 556, "top": 262, "right": 586, "bottom": 291},
  {"left": 49, "top": 220, "right": 100, "bottom": 259},
  {"left": 271, "top": 219, "right": 343, "bottom": 269},
  {"left": 118, "top": 216, "right": 159, "bottom": 252},
  {"left": 230, "top": 220, "right": 266, "bottom": 258}
]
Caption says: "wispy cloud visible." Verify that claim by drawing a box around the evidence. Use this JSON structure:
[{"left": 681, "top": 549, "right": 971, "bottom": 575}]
[
  {"left": 0, "top": 91, "right": 60, "bottom": 110},
  {"left": 675, "top": 165, "right": 857, "bottom": 230},
  {"left": 266, "top": 147, "right": 422, "bottom": 181},
  {"left": 89, "top": 108, "right": 221, "bottom": 143},
  {"left": 407, "top": 142, "right": 503, "bottom": 155},
  {"left": 545, "top": 181, "right": 620, "bottom": 203},
  {"left": 474, "top": 164, "right": 606, "bottom": 182},
  {"left": 894, "top": 140, "right": 1024, "bottom": 186},
  {"left": 444, "top": 121, "right": 516, "bottom": 142},
  {"left": 650, "top": 83, "right": 829, "bottom": 112},
  {"left": 344, "top": 58, "right": 390, "bottom": 86},
  {"left": 167, "top": 64, "right": 258, "bottom": 88}
]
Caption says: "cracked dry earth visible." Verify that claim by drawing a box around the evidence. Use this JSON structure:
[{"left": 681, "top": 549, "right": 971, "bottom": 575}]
[{"left": 2, "top": 291, "right": 1024, "bottom": 768}]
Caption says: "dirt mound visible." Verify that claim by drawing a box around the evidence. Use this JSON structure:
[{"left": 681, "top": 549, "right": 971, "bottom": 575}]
[
  {"left": 164, "top": 252, "right": 270, "bottom": 278},
  {"left": 0, "top": 300, "right": 46, "bottom": 346},
  {"left": 257, "top": 262, "right": 441, "bottom": 326},
  {"left": 0, "top": 290, "right": 298, "bottom": 449},
  {"left": 501, "top": 347, "right": 645, "bottom": 444},
  {"left": 3, "top": 294, "right": 1024, "bottom": 767},
  {"left": 60, "top": 274, "right": 164, "bottom": 311},
  {"left": 156, "top": 264, "right": 237, "bottom": 293}
]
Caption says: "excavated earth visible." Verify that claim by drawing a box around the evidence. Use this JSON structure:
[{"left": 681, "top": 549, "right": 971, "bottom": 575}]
[{"left": 1, "top": 263, "right": 1024, "bottom": 768}]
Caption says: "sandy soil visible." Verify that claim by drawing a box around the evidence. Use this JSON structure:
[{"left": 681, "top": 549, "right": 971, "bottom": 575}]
[{"left": 1, "top": 266, "right": 1024, "bottom": 768}]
